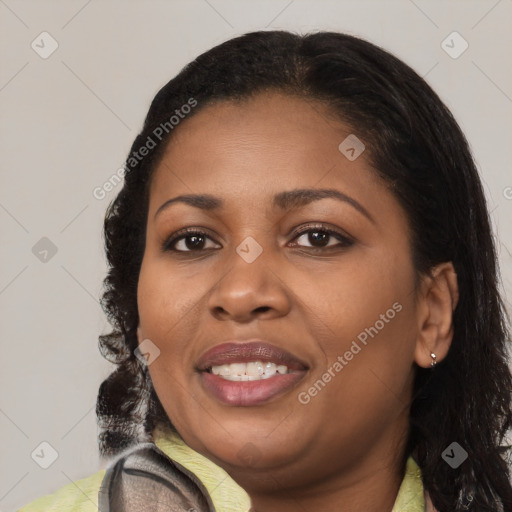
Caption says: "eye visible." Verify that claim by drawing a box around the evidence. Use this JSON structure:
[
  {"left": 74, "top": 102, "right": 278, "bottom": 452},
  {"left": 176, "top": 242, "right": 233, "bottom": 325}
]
[
  {"left": 289, "top": 224, "right": 354, "bottom": 250},
  {"left": 162, "top": 224, "right": 354, "bottom": 254},
  {"left": 162, "top": 228, "right": 221, "bottom": 253}
]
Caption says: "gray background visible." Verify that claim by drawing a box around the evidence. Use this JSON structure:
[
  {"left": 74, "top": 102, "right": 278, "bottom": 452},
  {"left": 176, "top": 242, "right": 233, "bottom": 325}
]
[{"left": 1, "top": 0, "right": 511, "bottom": 510}]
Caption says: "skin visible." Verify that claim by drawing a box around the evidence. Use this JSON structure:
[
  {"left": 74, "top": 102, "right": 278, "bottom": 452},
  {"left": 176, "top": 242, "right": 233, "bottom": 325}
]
[{"left": 136, "top": 92, "right": 459, "bottom": 512}]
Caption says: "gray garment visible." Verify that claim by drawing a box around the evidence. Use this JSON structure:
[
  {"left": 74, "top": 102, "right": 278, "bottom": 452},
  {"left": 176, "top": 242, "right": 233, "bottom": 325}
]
[{"left": 98, "top": 442, "right": 216, "bottom": 511}]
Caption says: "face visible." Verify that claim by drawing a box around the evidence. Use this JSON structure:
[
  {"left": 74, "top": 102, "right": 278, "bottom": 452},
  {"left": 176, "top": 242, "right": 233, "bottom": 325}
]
[{"left": 137, "top": 92, "right": 423, "bottom": 492}]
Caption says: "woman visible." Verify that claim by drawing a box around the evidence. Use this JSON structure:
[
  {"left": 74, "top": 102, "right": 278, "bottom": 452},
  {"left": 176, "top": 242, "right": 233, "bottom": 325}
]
[{"left": 20, "top": 30, "right": 512, "bottom": 512}]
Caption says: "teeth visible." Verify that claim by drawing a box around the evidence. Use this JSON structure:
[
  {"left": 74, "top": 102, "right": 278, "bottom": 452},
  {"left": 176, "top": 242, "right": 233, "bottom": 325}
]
[
  {"left": 229, "top": 363, "right": 246, "bottom": 374},
  {"left": 209, "top": 361, "right": 290, "bottom": 381},
  {"left": 276, "top": 365, "right": 288, "bottom": 374},
  {"left": 246, "top": 362, "right": 264, "bottom": 376},
  {"left": 264, "top": 362, "right": 276, "bottom": 377}
]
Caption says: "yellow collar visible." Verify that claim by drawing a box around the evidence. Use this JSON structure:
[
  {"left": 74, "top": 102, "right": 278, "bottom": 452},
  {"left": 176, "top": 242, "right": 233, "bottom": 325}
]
[{"left": 392, "top": 456, "right": 425, "bottom": 512}]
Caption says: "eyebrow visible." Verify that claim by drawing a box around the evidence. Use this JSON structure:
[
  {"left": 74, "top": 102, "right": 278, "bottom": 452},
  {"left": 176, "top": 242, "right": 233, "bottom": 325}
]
[{"left": 154, "top": 188, "right": 375, "bottom": 224}]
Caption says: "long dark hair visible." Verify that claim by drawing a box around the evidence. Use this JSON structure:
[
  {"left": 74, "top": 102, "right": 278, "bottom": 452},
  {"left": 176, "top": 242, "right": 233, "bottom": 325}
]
[{"left": 96, "top": 30, "right": 512, "bottom": 511}]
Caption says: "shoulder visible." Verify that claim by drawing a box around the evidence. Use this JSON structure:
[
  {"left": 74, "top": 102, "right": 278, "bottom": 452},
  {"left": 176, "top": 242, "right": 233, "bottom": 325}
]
[
  {"left": 17, "top": 424, "right": 250, "bottom": 512},
  {"left": 17, "top": 469, "right": 106, "bottom": 512}
]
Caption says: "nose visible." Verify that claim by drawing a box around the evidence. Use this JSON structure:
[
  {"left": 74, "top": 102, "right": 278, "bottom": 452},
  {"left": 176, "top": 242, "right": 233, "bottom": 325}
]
[{"left": 207, "top": 246, "right": 292, "bottom": 323}]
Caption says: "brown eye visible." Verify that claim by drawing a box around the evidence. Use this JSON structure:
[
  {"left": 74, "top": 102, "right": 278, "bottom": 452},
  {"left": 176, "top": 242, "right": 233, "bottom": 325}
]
[
  {"left": 290, "top": 225, "right": 354, "bottom": 250},
  {"left": 163, "top": 229, "right": 221, "bottom": 252},
  {"left": 302, "top": 230, "right": 330, "bottom": 247}
]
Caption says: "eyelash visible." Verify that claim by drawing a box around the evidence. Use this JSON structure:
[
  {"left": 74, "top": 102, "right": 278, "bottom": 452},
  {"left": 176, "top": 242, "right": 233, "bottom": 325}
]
[{"left": 162, "top": 224, "right": 354, "bottom": 254}]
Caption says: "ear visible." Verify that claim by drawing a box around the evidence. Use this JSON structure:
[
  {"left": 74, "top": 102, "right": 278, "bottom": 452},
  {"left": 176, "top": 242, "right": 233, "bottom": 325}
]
[{"left": 414, "top": 262, "right": 459, "bottom": 368}]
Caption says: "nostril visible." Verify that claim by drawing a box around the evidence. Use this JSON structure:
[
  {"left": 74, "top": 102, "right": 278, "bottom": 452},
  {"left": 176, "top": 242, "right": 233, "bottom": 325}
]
[{"left": 254, "top": 306, "right": 271, "bottom": 313}]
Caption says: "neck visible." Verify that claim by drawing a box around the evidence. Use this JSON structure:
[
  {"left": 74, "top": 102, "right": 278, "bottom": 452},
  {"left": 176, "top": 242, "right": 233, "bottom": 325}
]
[
  {"left": 247, "top": 458, "right": 404, "bottom": 512},
  {"left": 230, "top": 417, "right": 410, "bottom": 512}
]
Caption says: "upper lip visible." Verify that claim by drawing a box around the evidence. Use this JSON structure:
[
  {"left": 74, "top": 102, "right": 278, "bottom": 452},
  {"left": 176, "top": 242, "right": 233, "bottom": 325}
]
[{"left": 196, "top": 341, "right": 309, "bottom": 372}]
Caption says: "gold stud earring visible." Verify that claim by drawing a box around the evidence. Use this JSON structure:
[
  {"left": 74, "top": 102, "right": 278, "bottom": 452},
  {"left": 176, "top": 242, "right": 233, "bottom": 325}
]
[{"left": 430, "top": 352, "right": 437, "bottom": 368}]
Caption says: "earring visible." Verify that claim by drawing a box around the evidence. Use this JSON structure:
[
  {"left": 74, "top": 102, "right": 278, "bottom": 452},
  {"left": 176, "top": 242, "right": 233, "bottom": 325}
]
[{"left": 430, "top": 352, "right": 437, "bottom": 368}]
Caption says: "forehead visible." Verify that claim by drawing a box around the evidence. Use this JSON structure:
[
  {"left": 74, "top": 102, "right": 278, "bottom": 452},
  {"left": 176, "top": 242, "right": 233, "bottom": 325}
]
[
  {"left": 146, "top": 92, "right": 413, "bottom": 259},
  {"left": 164, "top": 92, "right": 349, "bottom": 153},
  {"left": 149, "top": 92, "right": 385, "bottom": 202}
]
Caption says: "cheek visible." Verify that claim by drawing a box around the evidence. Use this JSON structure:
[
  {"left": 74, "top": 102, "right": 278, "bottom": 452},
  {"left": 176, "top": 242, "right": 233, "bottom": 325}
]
[
  {"left": 136, "top": 257, "right": 212, "bottom": 398},
  {"left": 295, "top": 305, "right": 416, "bottom": 456},
  {"left": 306, "top": 247, "right": 416, "bottom": 347},
  {"left": 300, "top": 250, "right": 418, "bottom": 414},
  {"left": 137, "top": 258, "right": 201, "bottom": 335},
  {"left": 136, "top": 261, "right": 195, "bottom": 396}
]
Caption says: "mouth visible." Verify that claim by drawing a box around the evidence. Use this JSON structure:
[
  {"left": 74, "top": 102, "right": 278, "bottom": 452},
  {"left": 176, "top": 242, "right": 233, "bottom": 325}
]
[{"left": 196, "top": 341, "right": 309, "bottom": 406}]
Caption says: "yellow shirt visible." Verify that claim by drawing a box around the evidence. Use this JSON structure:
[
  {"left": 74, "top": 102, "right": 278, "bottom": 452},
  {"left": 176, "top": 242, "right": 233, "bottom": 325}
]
[{"left": 18, "top": 425, "right": 426, "bottom": 511}]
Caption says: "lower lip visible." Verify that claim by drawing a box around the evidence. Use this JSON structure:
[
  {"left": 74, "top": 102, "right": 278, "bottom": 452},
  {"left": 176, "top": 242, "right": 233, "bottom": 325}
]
[{"left": 199, "top": 371, "right": 307, "bottom": 406}]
